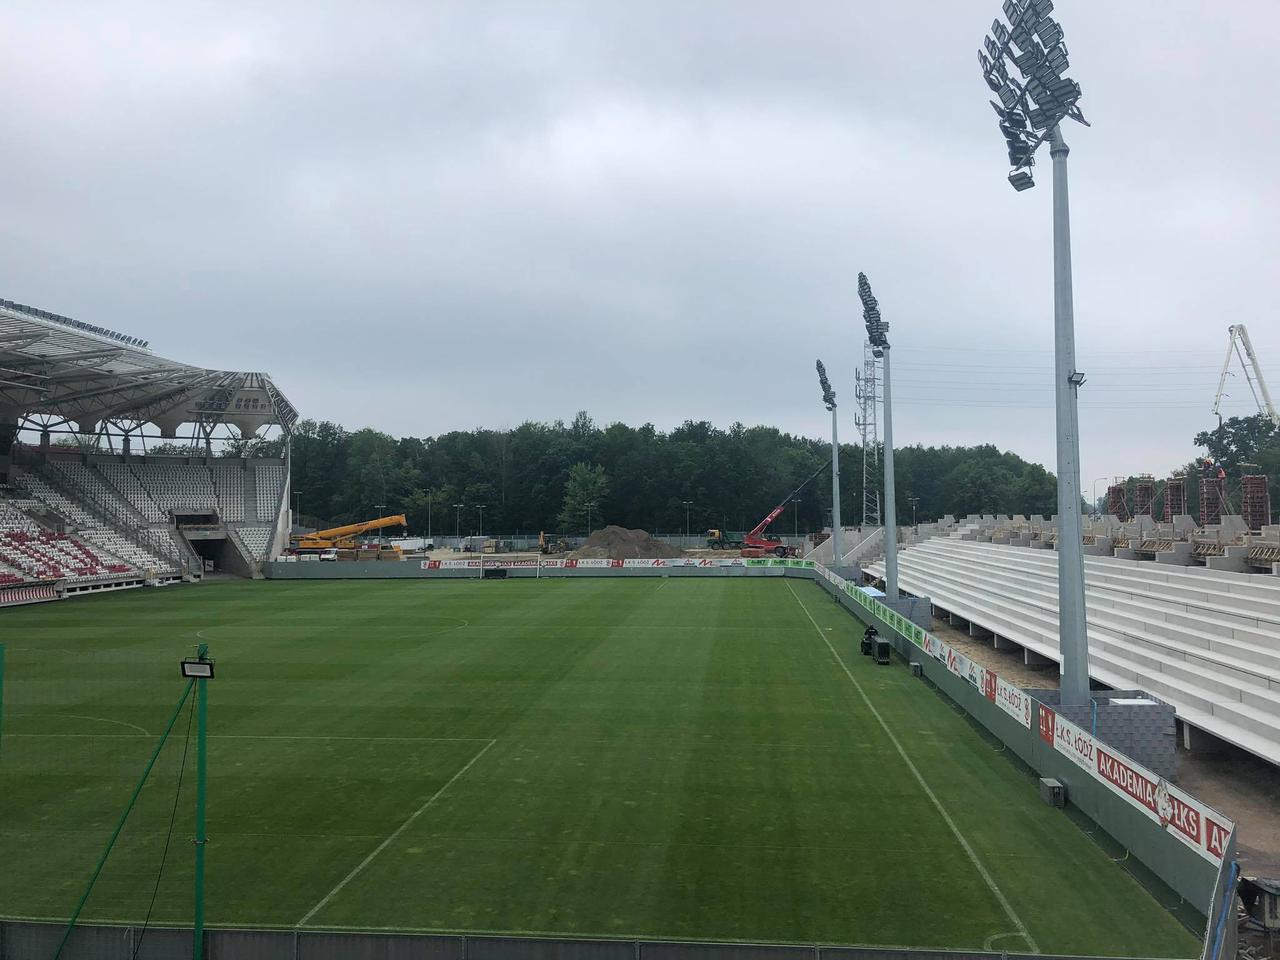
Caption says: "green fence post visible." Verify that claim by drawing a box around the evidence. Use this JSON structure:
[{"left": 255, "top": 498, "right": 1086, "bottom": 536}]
[
  {"left": 0, "top": 643, "right": 6, "bottom": 767},
  {"left": 193, "top": 642, "right": 209, "bottom": 960}
]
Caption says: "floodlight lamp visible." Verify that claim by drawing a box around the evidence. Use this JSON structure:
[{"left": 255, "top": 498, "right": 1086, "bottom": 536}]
[
  {"left": 1008, "top": 170, "right": 1035, "bottom": 191},
  {"left": 1068, "top": 370, "right": 1086, "bottom": 386},
  {"left": 181, "top": 658, "right": 215, "bottom": 679},
  {"left": 1037, "top": 20, "right": 1064, "bottom": 48},
  {"left": 815, "top": 360, "right": 837, "bottom": 411}
]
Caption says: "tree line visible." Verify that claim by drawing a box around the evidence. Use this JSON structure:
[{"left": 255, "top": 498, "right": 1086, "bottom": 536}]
[{"left": 281, "top": 412, "right": 1060, "bottom": 537}]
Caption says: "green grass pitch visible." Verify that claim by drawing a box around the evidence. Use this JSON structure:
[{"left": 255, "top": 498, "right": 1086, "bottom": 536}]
[{"left": 0, "top": 578, "right": 1198, "bottom": 955}]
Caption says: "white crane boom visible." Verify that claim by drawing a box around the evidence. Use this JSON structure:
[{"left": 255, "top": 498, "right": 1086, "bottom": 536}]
[{"left": 1211, "top": 324, "right": 1280, "bottom": 426}]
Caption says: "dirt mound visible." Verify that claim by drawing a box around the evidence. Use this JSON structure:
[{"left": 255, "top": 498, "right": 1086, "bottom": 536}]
[{"left": 569, "top": 525, "right": 685, "bottom": 560}]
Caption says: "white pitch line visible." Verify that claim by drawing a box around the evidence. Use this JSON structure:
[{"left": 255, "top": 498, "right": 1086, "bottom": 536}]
[
  {"left": 8, "top": 713, "right": 151, "bottom": 736},
  {"left": 295, "top": 738, "right": 497, "bottom": 927},
  {"left": 784, "top": 581, "right": 1039, "bottom": 955}
]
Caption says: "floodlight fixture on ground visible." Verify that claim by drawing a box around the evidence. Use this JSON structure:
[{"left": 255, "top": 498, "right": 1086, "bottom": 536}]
[
  {"left": 816, "top": 360, "right": 842, "bottom": 569},
  {"left": 857, "top": 274, "right": 897, "bottom": 601},
  {"left": 977, "top": 0, "right": 1091, "bottom": 706}
]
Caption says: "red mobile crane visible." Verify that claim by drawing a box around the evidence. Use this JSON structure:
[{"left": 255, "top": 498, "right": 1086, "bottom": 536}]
[{"left": 741, "top": 463, "right": 829, "bottom": 558}]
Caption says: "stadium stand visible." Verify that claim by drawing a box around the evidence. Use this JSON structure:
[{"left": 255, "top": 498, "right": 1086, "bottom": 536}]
[
  {"left": 255, "top": 464, "right": 286, "bottom": 522},
  {"left": 212, "top": 463, "right": 246, "bottom": 521},
  {"left": 1, "top": 299, "right": 296, "bottom": 583},
  {"left": 865, "top": 536, "right": 1280, "bottom": 765},
  {"left": 0, "top": 501, "right": 130, "bottom": 582},
  {"left": 133, "top": 462, "right": 218, "bottom": 515},
  {"left": 8, "top": 469, "right": 177, "bottom": 574},
  {"left": 97, "top": 462, "right": 165, "bottom": 522},
  {"left": 236, "top": 526, "right": 274, "bottom": 560}
]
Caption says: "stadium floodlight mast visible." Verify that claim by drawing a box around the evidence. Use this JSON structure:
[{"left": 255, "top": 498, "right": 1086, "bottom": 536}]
[
  {"left": 682, "top": 500, "right": 693, "bottom": 539},
  {"left": 857, "top": 273, "right": 897, "bottom": 601},
  {"left": 979, "top": 0, "right": 1091, "bottom": 705},
  {"left": 453, "top": 503, "right": 464, "bottom": 541},
  {"left": 815, "top": 360, "right": 842, "bottom": 571}
]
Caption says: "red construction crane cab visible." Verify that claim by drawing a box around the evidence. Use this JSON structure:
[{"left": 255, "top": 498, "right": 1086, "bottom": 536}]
[{"left": 741, "top": 464, "right": 829, "bottom": 558}]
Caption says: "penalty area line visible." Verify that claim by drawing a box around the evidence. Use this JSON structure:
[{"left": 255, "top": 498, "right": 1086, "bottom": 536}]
[
  {"left": 295, "top": 738, "right": 497, "bottom": 928},
  {"left": 784, "top": 580, "right": 1039, "bottom": 955}
]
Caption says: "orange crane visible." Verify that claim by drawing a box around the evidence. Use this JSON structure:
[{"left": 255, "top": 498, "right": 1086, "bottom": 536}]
[{"left": 292, "top": 514, "right": 408, "bottom": 552}]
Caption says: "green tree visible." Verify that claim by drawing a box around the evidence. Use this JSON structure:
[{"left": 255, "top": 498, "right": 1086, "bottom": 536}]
[{"left": 558, "top": 462, "right": 609, "bottom": 533}]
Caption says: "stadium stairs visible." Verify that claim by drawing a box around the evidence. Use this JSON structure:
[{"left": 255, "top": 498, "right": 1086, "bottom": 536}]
[{"left": 865, "top": 536, "right": 1280, "bottom": 766}]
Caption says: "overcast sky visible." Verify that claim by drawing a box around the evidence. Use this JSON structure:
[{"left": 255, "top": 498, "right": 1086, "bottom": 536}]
[{"left": 2, "top": 1, "right": 1277, "bottom": 491}]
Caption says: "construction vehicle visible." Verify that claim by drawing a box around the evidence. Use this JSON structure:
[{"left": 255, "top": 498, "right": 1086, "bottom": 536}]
[
  {"left": 741, "top": 464, "right": 829, "bottom": 558},
  {"left": 1213, "top": 324, "right": 1279, "bottom": 427},
  {"left": 292, "top": 515, "right": 408, "bottom": 554},
  {"left": 705, "top": 529, "right": 744, "bottom": 550},
  {"left": 539, "top": 531, "right": 569, "bottom": 554}
]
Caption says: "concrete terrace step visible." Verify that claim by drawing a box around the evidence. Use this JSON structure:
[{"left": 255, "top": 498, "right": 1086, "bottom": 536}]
[
  {"left": 868, "top": 558, "right": 1280, "bottom": 763},
  {"left": 882, "top": 549, "right": 1280, "bottom": 693},
  {"left": 923, "top": 537, "right": 1280, "bottom": 627},
  {"left": 866, "top": 548, "right": 1280, "bottom": 764},
  {"left": 911, "top": 541, "right": 1280, "bottom": 677}
]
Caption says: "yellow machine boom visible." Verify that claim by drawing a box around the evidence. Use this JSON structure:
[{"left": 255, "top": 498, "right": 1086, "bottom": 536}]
[{"left": 293, "top": 514, "right": 407, "bottom": 548}]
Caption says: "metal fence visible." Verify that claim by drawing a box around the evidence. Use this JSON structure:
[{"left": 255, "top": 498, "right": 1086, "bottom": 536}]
[{"left": 0, "top": 920, "right": 1175, "bottom": 960}]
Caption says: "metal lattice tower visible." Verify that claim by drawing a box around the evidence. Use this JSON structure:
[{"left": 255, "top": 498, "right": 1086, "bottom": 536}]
[{"left": 854, "top": 341, "right": 881, "bottom": 527}]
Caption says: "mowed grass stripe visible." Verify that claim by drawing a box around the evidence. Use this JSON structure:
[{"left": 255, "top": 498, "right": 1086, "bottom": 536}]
[
  {"left": 0, "top": 578, "right": 1199, "bottom": 955},
  {"left": 783, "top": 580, "right": 1036, "bottom": 954}
]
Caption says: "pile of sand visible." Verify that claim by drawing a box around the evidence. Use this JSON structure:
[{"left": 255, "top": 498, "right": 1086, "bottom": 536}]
[{"left": 569, "top": 526, "right": 685, "bottom": 560}]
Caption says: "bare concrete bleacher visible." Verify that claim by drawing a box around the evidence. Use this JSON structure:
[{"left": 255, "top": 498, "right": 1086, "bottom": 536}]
[{"left": 866, "top": 530, "right": 1280, "bottom": 767}]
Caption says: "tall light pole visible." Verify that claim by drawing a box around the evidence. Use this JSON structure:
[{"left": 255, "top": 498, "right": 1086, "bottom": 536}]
[
  {"left": 908, "top": 495, "right": 919, "bottom": 530},
  {"left": 477, "top": 504, "right": 486, "bottom": 538},
  {"left": 1092, "top": 477, "right": 1107, "bottom": 517},
  {"left": 816, "top": 360, "right": 842, "bottom": 570},
  {"left": 858, "top": 273, "right": 896, "bottom": 600},
  {"left": 427, "top": 492, "right": 433, "bottom": 541},
  {"left": 453, "top": 503, "right": 464, "bottom": 542},
  {"left": 979, "top": 0, "right": 1091, "bottom": 705},
  {"left": 681, "top": 500, "right": 692, "bottom": 539}
]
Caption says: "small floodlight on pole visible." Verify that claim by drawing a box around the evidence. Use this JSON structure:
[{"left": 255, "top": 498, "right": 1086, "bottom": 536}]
[
  {"left": 978, "top": 0, "right": 1091, "bottom": 705},
  {"left": 453, "top": 503, "right": 464, "bottom": 543},
  {"left": 857, "top": 273, "right": 896, "bottom": 600},
  {"left": 816, "top": 360, "right": 842, "bottom": 571},
  {"left": 681, "top": 500, "right": 693, "bottom": 539}
]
